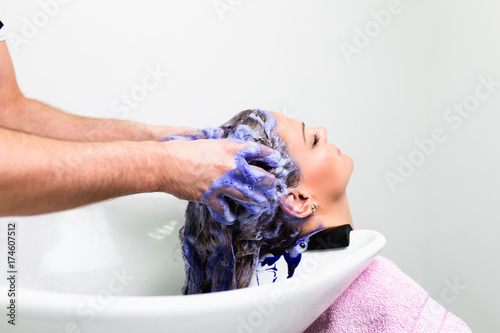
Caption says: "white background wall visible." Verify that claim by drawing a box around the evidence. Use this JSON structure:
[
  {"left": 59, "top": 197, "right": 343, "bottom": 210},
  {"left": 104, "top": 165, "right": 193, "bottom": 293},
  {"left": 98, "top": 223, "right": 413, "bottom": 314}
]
[{"left": 2, "top": 1, "right": 499, "bottom": 331}]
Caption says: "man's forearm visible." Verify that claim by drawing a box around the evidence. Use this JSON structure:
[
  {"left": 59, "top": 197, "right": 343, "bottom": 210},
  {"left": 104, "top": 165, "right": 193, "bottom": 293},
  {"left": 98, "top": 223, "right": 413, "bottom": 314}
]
[
  {"left": 0, "top": 96, "right": 178, "bottom": 142},
  {"left": 0, "top": 126, "right": 171, "bottom": 216},
  {"left": 0, "top": 124, "right": 275, "bottom": 218}
]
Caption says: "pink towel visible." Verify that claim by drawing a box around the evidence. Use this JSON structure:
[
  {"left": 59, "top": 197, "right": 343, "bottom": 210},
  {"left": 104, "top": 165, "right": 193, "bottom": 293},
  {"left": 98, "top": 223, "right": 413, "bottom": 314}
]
[{"left": 304, "top": 256, "right": 472, "bottom": 333}]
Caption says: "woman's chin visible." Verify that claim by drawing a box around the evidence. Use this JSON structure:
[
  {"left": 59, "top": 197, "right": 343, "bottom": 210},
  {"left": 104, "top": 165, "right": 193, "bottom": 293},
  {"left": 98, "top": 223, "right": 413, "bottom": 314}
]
[{"left": 342, "top": 153, "right": 354, "bottom": 174}]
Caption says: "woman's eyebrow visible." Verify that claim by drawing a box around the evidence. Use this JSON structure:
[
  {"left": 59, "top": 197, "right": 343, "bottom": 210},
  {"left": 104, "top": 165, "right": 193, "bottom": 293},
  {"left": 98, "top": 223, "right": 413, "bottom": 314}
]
[{"left": 302, "top": 122, "right": 306, "bottom": 144}]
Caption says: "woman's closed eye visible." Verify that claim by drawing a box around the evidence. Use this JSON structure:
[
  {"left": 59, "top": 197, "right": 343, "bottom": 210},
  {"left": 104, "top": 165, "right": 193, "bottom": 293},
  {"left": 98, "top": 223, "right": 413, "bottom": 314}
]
[{"left": 313, "top": 133, "right": 320, "bottom": 147}]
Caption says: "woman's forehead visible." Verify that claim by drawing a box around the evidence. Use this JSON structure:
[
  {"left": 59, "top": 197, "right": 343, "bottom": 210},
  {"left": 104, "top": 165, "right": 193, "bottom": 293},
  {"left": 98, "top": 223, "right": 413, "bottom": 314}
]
[{"left": 269, "top": 111, "right": 303, "bottom": 147}]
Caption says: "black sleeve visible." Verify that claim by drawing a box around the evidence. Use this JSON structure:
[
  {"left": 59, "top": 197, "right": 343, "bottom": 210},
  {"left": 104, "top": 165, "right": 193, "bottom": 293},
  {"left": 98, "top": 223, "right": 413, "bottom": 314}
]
[{"left": 0, "top": 20, "right": 6, "bottom": 40}]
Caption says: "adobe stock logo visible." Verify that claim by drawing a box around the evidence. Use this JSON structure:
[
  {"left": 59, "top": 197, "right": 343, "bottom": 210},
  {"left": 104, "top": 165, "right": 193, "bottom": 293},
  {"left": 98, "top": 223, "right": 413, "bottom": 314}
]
[
  {"left": 339, "top": 0, "right": 403, "bottom": 64},
  {"left": 56, "top": 268, "right": 135, "bottom": 333},
  {"left": 384, "top": 74, "right": 499, "bottom": 191},
  {"left": 212, "top": 0, "right": 244, "bottom": 21},
  {"left": 111, "top": 65, "right": 170, "bottom": 120},
  {"left": 7, "top": 0, "right": 73, "bottom": 52}
]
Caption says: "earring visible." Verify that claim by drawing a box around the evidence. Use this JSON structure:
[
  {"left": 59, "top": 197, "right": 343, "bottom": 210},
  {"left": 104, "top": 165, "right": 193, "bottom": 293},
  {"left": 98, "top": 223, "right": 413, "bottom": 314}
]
[{"left": 311, "top": 204, "right": 318, "bottom": 214}]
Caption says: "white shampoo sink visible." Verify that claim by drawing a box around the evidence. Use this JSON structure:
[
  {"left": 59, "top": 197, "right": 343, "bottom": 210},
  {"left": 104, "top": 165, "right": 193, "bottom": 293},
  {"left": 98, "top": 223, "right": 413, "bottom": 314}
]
[{"left": 0, "top": 193, "right": 385, "bottom": 333}]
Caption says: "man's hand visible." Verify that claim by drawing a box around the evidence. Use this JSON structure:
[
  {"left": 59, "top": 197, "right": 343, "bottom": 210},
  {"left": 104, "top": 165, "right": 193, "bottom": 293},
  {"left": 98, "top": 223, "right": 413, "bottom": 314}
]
[
  {"left": 160, "top": 139, "right": 279, "bottom": 218},
  {"left": 200, "top": 141, "right": 282, "bottom": 224}
]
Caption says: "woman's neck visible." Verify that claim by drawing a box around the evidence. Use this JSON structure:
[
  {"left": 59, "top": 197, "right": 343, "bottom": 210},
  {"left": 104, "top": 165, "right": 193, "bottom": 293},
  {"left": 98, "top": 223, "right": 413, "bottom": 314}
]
[{"left": 304, "top": 191, "right": 354, "bottom": 233}]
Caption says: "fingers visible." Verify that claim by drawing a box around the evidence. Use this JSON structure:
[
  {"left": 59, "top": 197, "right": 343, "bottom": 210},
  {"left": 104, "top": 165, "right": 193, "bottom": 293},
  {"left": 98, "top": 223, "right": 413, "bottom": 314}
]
[
  {"left": 233, "top": 142, "right": 282, "bottom": 184},
  {"left": 199, "top": 141, "right": 286, "bottom": 224},
  {"left": 167, "top": 136, "right": 284, "bottom": 224},
  {"left": 239, "top": 142, "right": 281, "bottom": 166},
  {"left": 203, "top": 191, "right": 259, "bottom": 225},
  {"left": 201, "top": 165, "right": 282, "bottom": 225},
  {"left": 202, "top": 167, "right": 270, "bottom": 224}
]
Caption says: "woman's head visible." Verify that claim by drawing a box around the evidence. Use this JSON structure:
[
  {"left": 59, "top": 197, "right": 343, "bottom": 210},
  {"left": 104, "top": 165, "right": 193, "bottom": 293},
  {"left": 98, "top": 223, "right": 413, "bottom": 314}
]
[
  {"left": 269, "top": 111, "right": 354, "bottom": 234},
  {"left": 180, "top": 109, "right": 353, "bottom": 294}
]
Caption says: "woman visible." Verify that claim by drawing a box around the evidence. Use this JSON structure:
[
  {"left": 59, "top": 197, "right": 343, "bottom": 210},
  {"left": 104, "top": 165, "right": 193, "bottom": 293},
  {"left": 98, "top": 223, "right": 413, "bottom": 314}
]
[
  {"left": 165, "top": 108, "right": 354, "bottom": 294},
  {"left": 167, "top": 108, "right": 472, "bottom": 332}
]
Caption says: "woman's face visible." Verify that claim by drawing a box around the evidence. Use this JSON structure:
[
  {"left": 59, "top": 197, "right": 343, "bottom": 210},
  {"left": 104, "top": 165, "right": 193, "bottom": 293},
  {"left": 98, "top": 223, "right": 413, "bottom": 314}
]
[{"left": 270, "top": 111, "right": 354, "bottom": 216}]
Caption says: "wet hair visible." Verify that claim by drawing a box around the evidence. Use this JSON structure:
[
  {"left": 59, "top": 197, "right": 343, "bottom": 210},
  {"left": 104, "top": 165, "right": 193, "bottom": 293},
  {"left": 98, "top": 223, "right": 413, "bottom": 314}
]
[{"left": 180, "top": 109, "right": 304, "bottom": 294}]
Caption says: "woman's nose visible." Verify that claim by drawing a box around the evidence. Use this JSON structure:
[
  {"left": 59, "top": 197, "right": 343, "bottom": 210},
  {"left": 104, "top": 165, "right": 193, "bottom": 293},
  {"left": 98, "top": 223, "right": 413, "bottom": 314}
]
[{"left": 319, "top": 127, "right": 328, "bottom": 142}]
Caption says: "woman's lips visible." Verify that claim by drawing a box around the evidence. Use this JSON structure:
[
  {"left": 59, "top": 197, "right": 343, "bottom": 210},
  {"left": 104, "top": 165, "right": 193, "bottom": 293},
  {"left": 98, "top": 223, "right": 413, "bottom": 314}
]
[{"left": 337, "top": 148, "right": 341, "bottom": 155}]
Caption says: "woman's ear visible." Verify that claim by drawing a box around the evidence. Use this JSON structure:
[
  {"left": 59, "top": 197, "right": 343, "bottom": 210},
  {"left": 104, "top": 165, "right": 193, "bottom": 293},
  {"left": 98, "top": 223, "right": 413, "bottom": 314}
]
[{"left": 280, "top": 188, "right": 313, "bottom": 218}]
